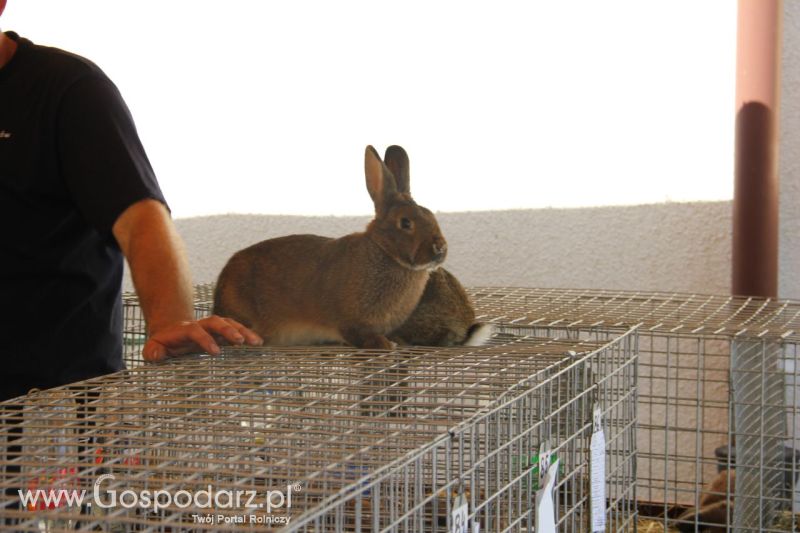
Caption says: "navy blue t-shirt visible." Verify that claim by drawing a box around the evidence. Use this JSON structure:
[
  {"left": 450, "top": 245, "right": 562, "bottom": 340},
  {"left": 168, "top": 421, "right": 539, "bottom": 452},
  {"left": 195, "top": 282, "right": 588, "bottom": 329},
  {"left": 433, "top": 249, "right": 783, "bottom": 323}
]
[{"left": 0, "top": 32, "right": 166, "bottom": 401}]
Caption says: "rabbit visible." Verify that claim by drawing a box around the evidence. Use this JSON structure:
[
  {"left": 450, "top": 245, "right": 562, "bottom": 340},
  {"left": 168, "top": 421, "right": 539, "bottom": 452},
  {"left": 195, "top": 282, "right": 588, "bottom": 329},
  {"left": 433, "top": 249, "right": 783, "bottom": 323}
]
[
  {"left": 389, "top": 267, "right": 493, "bottom": 347},
  {"left": 373, "top": 144, "right": 490, "bottom": 348},
  {"left": 213, "top": 145, "right": 447, "bottom": 350},
  {"left": 676, "top": 469, "right": 734, "bottom": 533}
]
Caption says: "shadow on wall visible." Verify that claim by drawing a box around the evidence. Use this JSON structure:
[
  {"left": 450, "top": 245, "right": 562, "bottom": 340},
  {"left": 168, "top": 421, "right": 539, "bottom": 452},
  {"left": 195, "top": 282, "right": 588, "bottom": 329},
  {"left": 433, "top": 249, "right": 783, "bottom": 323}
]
[{"left": 123, "top": 201, "right": 733, "bottom": 295}]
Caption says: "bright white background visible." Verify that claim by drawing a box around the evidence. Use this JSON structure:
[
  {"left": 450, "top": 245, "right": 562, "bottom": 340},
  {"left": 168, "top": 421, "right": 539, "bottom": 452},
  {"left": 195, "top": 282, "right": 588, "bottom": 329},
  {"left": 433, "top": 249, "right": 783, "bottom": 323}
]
[{"left": 2, "top": 1, "right": 737, "bottom": 218}]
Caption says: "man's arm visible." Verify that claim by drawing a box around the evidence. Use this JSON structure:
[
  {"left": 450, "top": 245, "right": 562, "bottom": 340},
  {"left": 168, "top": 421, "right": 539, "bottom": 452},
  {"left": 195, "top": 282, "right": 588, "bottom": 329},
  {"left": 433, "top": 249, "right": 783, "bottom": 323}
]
[{"left": 112, "top": 199, "right": 262, "bottom": 361}]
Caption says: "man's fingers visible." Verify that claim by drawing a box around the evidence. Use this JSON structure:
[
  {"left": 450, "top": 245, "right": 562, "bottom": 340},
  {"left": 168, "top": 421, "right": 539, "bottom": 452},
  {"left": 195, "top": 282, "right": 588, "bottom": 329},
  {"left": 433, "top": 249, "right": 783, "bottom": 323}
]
[
  {"left": 186, "top": 324, "right": 221, "bottom": 355},
  {"left": 200, "top": 315, "right": 263, "bottom": 346},
  {"left": 142, "top": 316, "right": 263, "bottom": 363},
  {"left": 143, "top": 323, "right": 219, "bottom": 361},
  {"left": 225, "top": 318, "right": 263, "bottom": 346},
  {"left": 219, "top": 316, "right": 263, "bottom": 345},
  {"left": 143, "top": 339, "right": 168, "bottom": 362},
  {"left": 201, "top": 315, "right": 245, "bottom": 344}
]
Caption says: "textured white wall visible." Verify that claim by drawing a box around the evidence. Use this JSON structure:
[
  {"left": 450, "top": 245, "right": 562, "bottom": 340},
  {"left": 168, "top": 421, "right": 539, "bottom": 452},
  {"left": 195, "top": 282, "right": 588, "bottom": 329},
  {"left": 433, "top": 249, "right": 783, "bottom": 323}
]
[
  {"left": 124, "top": 201, "right": 733, "bottom": 296},
  {"left": 781, "top": 1, "right": 800, "bottom": 300}
]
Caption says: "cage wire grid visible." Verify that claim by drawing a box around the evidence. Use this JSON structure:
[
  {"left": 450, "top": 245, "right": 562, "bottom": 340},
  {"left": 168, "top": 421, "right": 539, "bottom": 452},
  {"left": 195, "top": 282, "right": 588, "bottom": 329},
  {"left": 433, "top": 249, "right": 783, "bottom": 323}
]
[
  {"left": 24, "top": 284, "right": 800, "bottom": 532},
  {"left": 2, "top": 323, "right": 637, "bottom": 532},
  {"left": 464, "top": 287, "right": 800, "bottom": 532}
]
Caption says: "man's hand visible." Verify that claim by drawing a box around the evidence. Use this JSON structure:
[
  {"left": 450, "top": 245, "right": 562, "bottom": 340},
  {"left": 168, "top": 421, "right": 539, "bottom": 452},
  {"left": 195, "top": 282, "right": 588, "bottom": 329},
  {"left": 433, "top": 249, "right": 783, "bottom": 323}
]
[
  {"left": 113, "top": 199, "right": 264, "bottom": 363},
  {"left": 143, "top": 315, "right": 263, "bottom": 362}
]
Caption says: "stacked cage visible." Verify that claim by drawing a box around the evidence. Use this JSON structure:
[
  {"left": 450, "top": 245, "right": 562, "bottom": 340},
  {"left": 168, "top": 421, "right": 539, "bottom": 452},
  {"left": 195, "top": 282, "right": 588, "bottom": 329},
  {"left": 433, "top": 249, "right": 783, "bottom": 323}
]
[
  {"left": 465, "top": 287, "right": 800, "bottom": 532},
  {"left": 1, "top": 317, "right": 637, "bottom": 531}
]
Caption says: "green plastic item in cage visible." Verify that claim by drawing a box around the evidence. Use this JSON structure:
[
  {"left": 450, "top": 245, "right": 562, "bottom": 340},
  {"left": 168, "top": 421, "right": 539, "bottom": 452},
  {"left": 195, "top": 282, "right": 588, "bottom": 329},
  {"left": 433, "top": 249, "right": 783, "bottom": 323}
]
[{"left": 513, "top": 453, "right": 564, "bottom": 491}]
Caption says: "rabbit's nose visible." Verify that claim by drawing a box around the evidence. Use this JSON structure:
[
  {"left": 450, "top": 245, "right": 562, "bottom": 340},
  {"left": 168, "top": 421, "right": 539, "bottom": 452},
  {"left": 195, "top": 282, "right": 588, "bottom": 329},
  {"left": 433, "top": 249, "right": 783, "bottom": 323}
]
[{"left": 432, "top": 241, "right": 447, "bottom": 259}]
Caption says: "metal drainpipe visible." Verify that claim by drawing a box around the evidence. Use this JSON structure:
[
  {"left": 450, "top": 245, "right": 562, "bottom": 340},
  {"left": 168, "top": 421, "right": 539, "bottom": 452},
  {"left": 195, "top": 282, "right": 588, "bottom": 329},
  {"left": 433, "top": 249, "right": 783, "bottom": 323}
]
[{"left": 733, "top": 0, "right": 782, "bottom": 297}]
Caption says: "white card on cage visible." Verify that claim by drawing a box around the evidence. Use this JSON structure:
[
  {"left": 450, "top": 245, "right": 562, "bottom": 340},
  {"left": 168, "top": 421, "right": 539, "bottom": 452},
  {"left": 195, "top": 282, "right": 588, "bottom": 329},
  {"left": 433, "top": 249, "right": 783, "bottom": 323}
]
[
  {"left": 590, "top": 404, "right": 607, "bottom": 532},
  {"left": 534, "top": 457, "right": 559, "bottom": 533},
  {"left": 451, "top": 493, "right": 469, "bottom": 533}
]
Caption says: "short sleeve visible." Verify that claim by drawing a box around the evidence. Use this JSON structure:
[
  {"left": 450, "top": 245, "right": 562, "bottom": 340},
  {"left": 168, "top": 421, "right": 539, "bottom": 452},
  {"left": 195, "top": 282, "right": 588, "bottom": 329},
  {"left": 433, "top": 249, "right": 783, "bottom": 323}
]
[{"left": 57, "top": 74, "right": 167, "bottom": 234}]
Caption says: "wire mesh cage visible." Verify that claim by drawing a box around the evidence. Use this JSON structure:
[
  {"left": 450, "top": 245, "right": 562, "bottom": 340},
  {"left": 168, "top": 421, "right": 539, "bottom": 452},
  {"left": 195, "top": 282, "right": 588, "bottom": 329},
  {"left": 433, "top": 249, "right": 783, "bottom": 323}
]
[
  {"left": 2, "top": 322, "right": 637, "bottom": 532},
  {"left": 463, "top": 287, "right": 800, "bottom": 532},
  {"left": 48, "top": 283, "right": 800, "bottom": 531}
]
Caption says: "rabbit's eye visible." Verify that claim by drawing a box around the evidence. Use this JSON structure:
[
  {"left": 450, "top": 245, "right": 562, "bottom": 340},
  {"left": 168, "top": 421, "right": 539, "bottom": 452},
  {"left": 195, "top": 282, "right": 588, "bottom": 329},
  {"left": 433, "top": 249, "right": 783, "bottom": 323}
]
[{"left": 399, "top": 217, "right": 413, "bottom": 231}]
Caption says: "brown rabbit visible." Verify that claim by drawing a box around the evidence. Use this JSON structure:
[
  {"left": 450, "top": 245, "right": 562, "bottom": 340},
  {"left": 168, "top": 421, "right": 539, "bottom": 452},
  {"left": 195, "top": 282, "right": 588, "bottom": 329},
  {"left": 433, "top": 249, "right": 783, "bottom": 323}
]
[
  {"left": 376, "top": 146, "right": 491, "bottom": 347},
  {"left": 213, "top": 145, "right": 447, "bottom": 350},
  {"left": 389, "top": 268, "right": 493, "bottom": 346},
  {"left": 676, "top": 469, "right": 734, "bottom": 533}
]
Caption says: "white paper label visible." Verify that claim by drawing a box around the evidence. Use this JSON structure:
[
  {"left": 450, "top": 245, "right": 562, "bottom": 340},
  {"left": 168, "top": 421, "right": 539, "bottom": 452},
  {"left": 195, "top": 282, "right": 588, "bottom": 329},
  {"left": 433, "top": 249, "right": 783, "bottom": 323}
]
[
  {"left": 534, "top": 457, "right": 559, "bottom": 533},
  {"left": 451, "top": 493, "right": 469, "bottom": 533},
  {"left": 590, "top": 407, "right": 607, "bottom": 532}
]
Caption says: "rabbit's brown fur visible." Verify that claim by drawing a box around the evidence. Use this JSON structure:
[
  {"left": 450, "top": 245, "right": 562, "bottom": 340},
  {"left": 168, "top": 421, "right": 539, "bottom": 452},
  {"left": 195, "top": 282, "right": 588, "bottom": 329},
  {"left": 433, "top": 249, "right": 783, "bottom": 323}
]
[
  {"left": 676, "top": 469, "right": 734, "bottom": 533},
  {"left": 214, "top": 145, "right": 447, "bottom": 350},
  {"left": 390, "top": 268, "right": 485, "bottom": 346}
]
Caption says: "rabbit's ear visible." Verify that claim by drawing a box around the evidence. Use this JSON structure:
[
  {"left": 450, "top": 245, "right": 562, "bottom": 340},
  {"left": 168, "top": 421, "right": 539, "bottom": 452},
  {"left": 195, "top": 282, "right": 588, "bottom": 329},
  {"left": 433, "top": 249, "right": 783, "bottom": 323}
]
[
  {"left": 365, "top": 145, "right": 398, "bottom": 213},
  {"left": 384, "top": 145, "right": 410, "bottom": 194}
]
